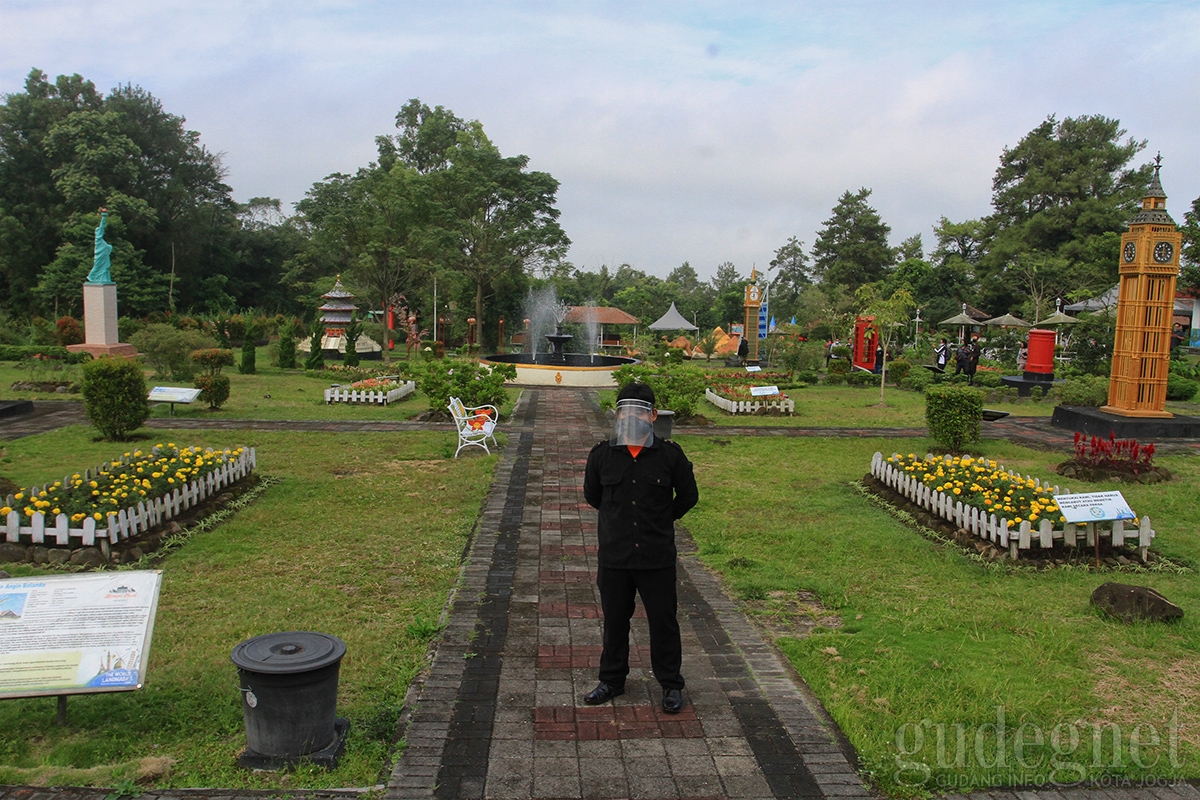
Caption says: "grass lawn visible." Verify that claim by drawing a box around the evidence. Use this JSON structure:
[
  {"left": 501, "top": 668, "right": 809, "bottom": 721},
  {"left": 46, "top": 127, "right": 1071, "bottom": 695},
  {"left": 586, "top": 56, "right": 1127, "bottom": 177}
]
[
  {"left": 0, "top": 355, "right": 519, "bottom": 422},
  {"left": 0, "top": 424, "right": 496, "bottom": 789},
  {"left": 679, "top": 432, "right": 1200, "bottom": 796}
]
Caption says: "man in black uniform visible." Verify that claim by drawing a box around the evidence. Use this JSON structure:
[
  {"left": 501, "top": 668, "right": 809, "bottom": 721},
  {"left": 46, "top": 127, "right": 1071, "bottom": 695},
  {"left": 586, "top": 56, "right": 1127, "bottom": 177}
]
[{"left": 582, "top": 382, "right": 699, "bottom": 713}]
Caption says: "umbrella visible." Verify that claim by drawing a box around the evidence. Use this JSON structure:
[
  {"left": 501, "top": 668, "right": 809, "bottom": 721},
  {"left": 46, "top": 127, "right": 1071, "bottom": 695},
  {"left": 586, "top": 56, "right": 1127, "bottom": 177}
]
[
  {"left": 1034, "top": 311, "right": 1079, "bottom": 326},
  {"left": 982, "top": 313, "right": 1032, "bottom": 328},
  {"left": 939, "top": 304, "right": 980, "bottom": 342}
]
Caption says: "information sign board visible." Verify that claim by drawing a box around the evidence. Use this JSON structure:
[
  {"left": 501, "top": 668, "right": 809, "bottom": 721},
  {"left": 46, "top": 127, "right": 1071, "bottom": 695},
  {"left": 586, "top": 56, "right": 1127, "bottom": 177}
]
[
  {"left": 1052, "top": 491, "right": 1135, "bottom": 524},
  {"left": 0, "top": 571, "right": 163, "bottom": 698},
  {"left": 148, "top": 386, "right": 201, "bottom": 404},
  {"left": 745, "top": 366, "right": 762, "bottom": 373},
  {"left": 749, "top": 385, "right": 780, "bottom": 397}
]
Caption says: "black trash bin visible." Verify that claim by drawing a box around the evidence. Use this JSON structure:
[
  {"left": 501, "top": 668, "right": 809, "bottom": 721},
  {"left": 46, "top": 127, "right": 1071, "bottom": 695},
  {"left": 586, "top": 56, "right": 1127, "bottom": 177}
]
[
  {"left": 231, "top": 631, "right": 349, "bottom": 769},
  {"left": 653, "top": 409, "right": 675, "bottom": 440}
]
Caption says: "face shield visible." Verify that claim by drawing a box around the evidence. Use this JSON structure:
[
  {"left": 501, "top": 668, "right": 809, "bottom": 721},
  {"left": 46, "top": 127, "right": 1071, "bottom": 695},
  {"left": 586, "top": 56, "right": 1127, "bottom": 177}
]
[{"left": 611, "top": 398, "right": 655, "bottom": 448}]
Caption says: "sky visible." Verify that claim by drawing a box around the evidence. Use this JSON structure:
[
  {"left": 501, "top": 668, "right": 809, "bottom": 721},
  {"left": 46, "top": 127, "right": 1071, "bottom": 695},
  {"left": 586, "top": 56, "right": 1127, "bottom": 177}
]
[{"left": 2, "top": 1, "right": 1199, "bottom": 283}]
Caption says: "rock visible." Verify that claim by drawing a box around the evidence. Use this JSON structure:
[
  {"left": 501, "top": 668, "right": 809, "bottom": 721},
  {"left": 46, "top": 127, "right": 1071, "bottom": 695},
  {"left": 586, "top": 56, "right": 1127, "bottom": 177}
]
[
  {"left": 164, "top": 521, "right": 183, "bottom": 536},
  {"left": 0, "top": 543, "right": 27, "bottom": 563},
  {"left": 55, "top": 386, "right": 68, "bottom": 393},
  {"left": 69, "top": 547, "right": 106, "bottom": 568},
  {"left": 1091, "top": 582, "right": 1183, "bottom": 623},
  {"left": 32, "top": 546, "right": 50, "bottom": 564},
  {"left": 47, "top": 549, "right": 70, "bottom": 565},
  {"left": 128, "top": 546, "right": 144, "bottom": 561},
  {"left": 0, "top": 570, "right": 9, "bottom": 579}
]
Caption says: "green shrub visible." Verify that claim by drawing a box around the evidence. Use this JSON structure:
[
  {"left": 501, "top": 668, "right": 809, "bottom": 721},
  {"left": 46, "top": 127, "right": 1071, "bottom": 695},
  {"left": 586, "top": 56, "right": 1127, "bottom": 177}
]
[
  {"left": 276, "top": 321, "right": 298, "bottom": 369},
  {"left": 0, "top": 344, "right": 90, "bottom": 364},
  {"left": 886, "top": 358, "right": 912, "bottom": 383},
  {"left": 305, "top": 324, "right": 325, "bottom": 371},
  {"left": 194, "top": 373, "right": 231, "bottom": 409},
  {"left": 343, "top": 318, "right": 362, "bottom": 368},
  {"left": 417, "top": 358, "right": 516, "bottom": 412},
  {"left": 925, "top": 383, "right": 984, "bottom": 452},
  {"left": 1166, "top": 372, "right": 1198, "bottom": 402},
  {"left": 795, "top": 369, "right": 820, "bottom": 384},
  {"left": 846, "top": 371, "right": 875, "bottom": 387},
  {"left": 81, "top": 357, "right": 150, "bottom": 440},
  {"left": 239, "top": 321, "right": 257, "bottom": 375},
  {"left": 776, "top": 339, "right": 824, "bottom": 374},
  {"left": 117, "top": 316, "right": 143, "bottom": 342},
  {"left": 823, "top": 372, "right": 846, "bottom": 385},
  {"left": 827, "top": 358, "right": 850, "bottom": 375},
  {"left": 1058, "top": 374, "right": 1109, "bottom": 406},
  {"left": 900, "top": 367, "right": 934, "bottom": 392},
  {"left": 612, "top": 363, "right": 707, "bottom": 419},
  {"left": 129, "top": 324, "right": 217, "bottom": 380},
  {"left": 974, "top": 370, "right": 1002, "bottom": 388},
  {"left": 191, "top": 348, "right": 234, "bottom": 375}
]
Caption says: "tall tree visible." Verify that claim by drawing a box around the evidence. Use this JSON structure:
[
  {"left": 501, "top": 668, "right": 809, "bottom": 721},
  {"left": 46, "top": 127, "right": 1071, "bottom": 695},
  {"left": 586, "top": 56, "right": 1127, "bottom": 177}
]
[
  {"left": 810, "top": 188, "right": 894, "bottom": 289},
  {"left": 1179, "top": 194, "right": 1200, "bottom": 298},
  {"left": 768, "top": 235, "right": 812, "bottom": 322},
  {"left": 976, "top": 114, "right": 1151, "bottom": 312}
]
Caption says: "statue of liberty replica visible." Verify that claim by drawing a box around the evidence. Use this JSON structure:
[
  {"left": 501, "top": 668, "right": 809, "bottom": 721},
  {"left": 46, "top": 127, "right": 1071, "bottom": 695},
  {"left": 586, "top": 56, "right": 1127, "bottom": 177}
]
[{"left": 67, "top": 207, "right": 138, "bottom": 357}]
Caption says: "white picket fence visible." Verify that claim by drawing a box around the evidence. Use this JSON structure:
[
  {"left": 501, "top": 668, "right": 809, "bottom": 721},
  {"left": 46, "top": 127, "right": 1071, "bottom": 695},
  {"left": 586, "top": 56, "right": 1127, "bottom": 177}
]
[
  {"left": 705, "top": 388, "right": 795, "bottom": 415},
  {"left": 2, "top": 448, "right": 257, "bottom": 556},
  {"left": 870, "top": 452, "right": 1155, "bottom": 562},
  {"left": 324, "top": 379, "right": 416, "bottom": 405}
]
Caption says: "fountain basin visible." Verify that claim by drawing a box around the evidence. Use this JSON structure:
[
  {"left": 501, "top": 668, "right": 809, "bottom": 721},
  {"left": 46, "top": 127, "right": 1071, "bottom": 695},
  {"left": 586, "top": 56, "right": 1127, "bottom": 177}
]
[{"left": 481, "top": 353, "right": 638, "bottom": 387}]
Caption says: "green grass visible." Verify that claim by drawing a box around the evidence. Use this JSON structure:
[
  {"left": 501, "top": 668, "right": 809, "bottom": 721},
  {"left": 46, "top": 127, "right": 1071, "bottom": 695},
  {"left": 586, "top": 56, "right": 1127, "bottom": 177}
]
[
  {"left": 679, "top": 432, "right": 1200, "bottom": 796},
  {"left": 0, "top": 424, "right": 496, "bottom": 789},
  {"left": 0, "top": 355, "right": 520, "bottom": 422}
]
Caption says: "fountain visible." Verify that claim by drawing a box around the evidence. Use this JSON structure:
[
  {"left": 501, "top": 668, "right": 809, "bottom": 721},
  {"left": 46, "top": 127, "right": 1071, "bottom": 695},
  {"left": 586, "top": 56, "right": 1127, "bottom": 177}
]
[{"left": 481, "top": 289, "right": 637, "bottom": 386}]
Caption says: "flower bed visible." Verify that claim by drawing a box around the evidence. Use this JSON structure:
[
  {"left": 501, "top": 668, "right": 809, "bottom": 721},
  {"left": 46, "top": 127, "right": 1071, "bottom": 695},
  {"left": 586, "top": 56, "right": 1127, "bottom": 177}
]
[
  {"left": 703, "top": 369, "right": 795, "bottom": 414},
  {"left": 324, "top": 376, "right": 416, "bottom": 405},
  {"left": 2, "top": 443, "right": 255, "bottom": 556},
  {"left": 870, "top": 452, "right": 1156, "bottom": 561}
]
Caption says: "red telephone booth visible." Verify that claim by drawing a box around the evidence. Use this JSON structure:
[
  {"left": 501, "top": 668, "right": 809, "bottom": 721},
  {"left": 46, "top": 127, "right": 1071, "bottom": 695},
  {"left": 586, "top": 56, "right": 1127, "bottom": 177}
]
[{"left": 852, "top": 316, "right": 880, "bottom": 372}]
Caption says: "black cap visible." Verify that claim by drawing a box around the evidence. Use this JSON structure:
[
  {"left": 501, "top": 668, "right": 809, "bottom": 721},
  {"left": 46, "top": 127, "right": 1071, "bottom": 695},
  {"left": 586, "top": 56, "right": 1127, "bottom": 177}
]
[{"left": 617, "top": 381, "right": 655, "bottom": 407}]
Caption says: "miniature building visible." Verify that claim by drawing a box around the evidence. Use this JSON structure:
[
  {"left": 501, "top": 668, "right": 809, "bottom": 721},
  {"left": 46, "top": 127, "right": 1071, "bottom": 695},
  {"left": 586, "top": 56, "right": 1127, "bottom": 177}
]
[
  {"left": 1102, "top": 157, "right": 1182, "bottom": 418},
  {"left": 297, "top": 276, "right": 382, "bottom": 358}
]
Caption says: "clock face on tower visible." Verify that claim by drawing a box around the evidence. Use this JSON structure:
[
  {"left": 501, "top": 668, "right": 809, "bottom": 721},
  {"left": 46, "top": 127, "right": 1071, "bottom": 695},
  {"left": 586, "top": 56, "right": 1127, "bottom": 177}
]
[
  {"left": 747, "top": 285, "right": 760, "bottom": 303},
  {"left": 1123, "top": 242, "right": 1136, "bottom": 263},
  {"left": 1153, "top": 242, "right": 1174, "bottom": 263}
]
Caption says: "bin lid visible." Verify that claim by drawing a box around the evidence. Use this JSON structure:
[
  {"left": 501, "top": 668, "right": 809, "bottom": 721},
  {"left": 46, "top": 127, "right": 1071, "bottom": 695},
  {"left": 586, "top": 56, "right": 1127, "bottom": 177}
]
[{"left": 231, "top": 631, "right": 346, "bottom": 674}]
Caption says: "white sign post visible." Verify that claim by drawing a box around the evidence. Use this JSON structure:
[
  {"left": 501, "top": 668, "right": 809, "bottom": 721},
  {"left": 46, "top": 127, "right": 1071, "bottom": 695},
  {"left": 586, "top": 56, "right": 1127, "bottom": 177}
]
[
  {"left": 1052, "top": 491, "right": 1136, "bottom": 566},
  {"left": 148, "top": 386, "right": 201, "bottom": 416},
  {"left": 0, "top": 571, "right": 163, "bottom": 722},
  {"left": 749, "top": 385, "right": 780, "bottom": 397}
]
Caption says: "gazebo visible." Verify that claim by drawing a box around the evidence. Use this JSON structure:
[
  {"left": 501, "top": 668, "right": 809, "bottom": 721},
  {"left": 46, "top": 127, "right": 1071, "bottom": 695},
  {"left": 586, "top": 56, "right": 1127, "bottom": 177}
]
[
  {"left": 562, "top": 305, "right": 641, "bottom": 350},
  {"left": 648, "top": 302, "right": 698, "bottom": 332}
]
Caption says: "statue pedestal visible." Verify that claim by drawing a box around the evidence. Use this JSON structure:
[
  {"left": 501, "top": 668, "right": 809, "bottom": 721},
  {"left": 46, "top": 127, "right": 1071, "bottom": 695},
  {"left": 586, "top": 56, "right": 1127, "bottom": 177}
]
[{"left": 67, "top": 282, "right": 138, "bottom": 358}]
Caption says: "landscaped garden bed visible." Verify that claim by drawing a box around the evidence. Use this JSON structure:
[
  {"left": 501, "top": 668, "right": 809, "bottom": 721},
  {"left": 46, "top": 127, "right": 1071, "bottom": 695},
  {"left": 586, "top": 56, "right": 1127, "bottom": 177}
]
[
  {"left": 323, "top": 375, "right": 416, "bottom": 405},
  {"left": 703, "top": 369, "right": 796, "bottom": 415},
  {"left": 1056, "top": 432, "right": 1173, "bottom": 484},
  {"left": 1, "top": 443, "right": 255, "bottom": 565},
  {"left": 868, "top": 451, "right": 1159, "bottom": 563}
]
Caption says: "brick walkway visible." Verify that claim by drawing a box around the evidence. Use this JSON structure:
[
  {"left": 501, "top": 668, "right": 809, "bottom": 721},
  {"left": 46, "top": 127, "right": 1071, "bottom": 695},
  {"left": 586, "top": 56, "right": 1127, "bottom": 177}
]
[{"left": 4, "top": 390, "right": 1200, "bottom": 800}]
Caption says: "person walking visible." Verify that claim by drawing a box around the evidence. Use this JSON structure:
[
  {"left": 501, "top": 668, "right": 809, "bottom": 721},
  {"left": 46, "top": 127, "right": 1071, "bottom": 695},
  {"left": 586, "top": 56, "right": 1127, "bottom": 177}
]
[
  {"left": 934, "top": 338, "right": 950, "bottom": 371},
  {"left": 583, "top": 382, "right": 699, "bottom": 713},
  {"left": 965, "top": 334, "right": 981, "bottom": 385},
  {"left": 737, "top": 334, "right": 749, "bottom": 366}
]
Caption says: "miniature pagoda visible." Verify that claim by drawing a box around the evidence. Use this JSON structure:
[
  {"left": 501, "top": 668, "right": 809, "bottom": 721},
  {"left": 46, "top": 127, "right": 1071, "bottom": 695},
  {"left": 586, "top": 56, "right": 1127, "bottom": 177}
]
[{"left": 297, "top": 276, "right": 382, "bottom": 359}]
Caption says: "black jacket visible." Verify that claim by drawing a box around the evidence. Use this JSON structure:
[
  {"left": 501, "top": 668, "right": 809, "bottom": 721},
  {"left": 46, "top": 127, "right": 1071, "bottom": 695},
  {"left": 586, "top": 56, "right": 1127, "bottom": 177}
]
[{"left": 584, "top": 438, "right": 699, "bottom": 569}]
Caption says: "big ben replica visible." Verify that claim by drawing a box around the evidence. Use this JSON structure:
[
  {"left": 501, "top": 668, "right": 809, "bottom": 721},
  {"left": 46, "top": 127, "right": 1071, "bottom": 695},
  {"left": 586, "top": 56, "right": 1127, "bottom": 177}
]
[
  {"left": 1102, "top": 155, "right": 1182, "bottom": 418},
  {"left": 743, "top": 269, "right": 762, "bottom": 364}
]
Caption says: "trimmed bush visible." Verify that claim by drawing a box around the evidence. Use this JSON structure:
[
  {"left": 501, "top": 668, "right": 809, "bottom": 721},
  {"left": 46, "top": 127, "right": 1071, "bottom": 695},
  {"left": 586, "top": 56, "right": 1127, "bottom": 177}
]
[
  {"left": 900, "top": 368, "right": 934, "bottom": 392},
  {"left": 343, "top": 318, "right": 362, "bottom": 368},
  {"left": 886, "top": 358, "right": 912, "bottom": 383},
  {"left": 823, "top": 372, "right": 846, "bottom": 385},
  {"left": 305, "top": 324, "right": 325, "bottom": 371},
  {"left": 239, "top": 321, "right": 257, "bottom": 375},
  {"left": 81, "top": 357, "right": 150, "bottom": 440},
  {"left": 55, "top": 316, "right": 84, "bottom": 346},
  {"left": 129, "top": 324, "right": 217, "bottom": 380},
  {"left": 846, "top": 371, "right": 875, "bottom": 387},
  {"left": 974, "top": 370, "right": 1002, "bottom": 388},
  {"left": 925, "top": 383, "right": 984, "bottom": 452},
  {"left": 1166, "top": 372, "right": 1198, "bottom": 402},
  {"left": 195, "top": 373, "right": 232, "bottom": 410},
  {"left": 0, "top": 344, "right": 90, "bottom": 364},
  {"left": 1058, "top": 374, "right": 1109, "bottom": 406},
  {"left": 277, "top": 321, "right": 298, "bottom": 369},
  {"left": 417, "top": 358, "right": 516, "bottom": 412}
]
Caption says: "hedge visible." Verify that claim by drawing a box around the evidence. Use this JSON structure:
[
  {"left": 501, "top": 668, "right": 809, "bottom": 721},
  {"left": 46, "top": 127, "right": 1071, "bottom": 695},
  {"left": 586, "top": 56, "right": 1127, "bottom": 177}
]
[
  {"left": 924, "top": 383, "right": 984, "bottom": 452},
  {"left": 0, "top": 345, "right": 91, "bottom": 364}
]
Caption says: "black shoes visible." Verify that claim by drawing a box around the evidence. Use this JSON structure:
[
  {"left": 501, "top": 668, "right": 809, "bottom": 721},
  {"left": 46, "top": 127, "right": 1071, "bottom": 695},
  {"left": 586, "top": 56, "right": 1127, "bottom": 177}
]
[
  {"left": 584, "top": 681, "right": 624, "bottom": 705},
  {"left": 662, "top": 688, "right": 683, "bottom": 713}
]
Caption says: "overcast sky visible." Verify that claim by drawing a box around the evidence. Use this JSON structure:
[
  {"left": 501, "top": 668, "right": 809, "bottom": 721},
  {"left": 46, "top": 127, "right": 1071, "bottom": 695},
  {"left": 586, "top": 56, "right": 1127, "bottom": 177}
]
[{"left": 3, "top": 1, "right": 1199, "bottom": 282}]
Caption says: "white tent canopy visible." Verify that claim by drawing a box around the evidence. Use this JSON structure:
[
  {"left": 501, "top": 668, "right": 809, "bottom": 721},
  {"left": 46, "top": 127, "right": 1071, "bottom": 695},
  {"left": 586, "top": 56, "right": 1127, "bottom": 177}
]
[{"left": 648, "top": 302, "right": 698, "bottom": 331}]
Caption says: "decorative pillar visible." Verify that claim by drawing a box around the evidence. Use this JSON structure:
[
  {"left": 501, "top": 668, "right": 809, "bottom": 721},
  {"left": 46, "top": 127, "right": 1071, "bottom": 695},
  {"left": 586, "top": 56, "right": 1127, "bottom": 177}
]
[{"left": 1102, "top": 157, "right": 1181, "bottom": 418}]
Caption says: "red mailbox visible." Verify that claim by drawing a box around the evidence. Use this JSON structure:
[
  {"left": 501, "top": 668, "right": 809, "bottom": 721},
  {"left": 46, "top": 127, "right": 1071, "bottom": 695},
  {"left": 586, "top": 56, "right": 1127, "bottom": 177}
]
[{"left": 1025, "top": 329, "right": 1056, "bottom": 376}]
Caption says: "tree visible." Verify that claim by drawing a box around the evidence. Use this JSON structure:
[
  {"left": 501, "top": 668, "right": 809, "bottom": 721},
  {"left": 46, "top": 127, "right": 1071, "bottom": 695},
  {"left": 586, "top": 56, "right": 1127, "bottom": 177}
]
[
  {"left": 768, "top": 236, "right": 812, "bottom": 321},
  {"left": 811, "top": 188, "right": 894, "bottom": 289},
  {"left": 437, "top": 122, "right": 569, "bottom": 344},
  {"left": 856, "top": 284, "right": 916, "bottom": 406},
  {"left": 1179, "top": 194, "right": 1200, "bottom": 298},
  {"left": 976, "top": 114, "right": 1151, "bottom": 313}
]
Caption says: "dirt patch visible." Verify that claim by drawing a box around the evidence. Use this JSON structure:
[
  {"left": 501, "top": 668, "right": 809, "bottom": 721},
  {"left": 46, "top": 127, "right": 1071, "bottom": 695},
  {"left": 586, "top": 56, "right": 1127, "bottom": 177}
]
[
  {"left": 1090, "top": 646, "right": 1200, "bottom": 749},
  {"left": 1057, "top": 460, "right": 1173, "bottom": 484},
  {"left": 740, "top": 589, "right": 843, "bottom": 640}
]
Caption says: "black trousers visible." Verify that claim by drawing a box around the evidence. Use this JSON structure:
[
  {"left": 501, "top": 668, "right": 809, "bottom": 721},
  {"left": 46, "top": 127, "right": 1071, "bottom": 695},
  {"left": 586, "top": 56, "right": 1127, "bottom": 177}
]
[{"left": 596, "top": 564, "right": 684, "bottom": 691}]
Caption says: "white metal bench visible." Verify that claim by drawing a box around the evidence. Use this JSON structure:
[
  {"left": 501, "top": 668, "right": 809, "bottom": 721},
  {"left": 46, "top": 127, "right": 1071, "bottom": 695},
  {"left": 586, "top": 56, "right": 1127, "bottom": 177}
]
[{"left": 448, "top": 396, "right": 499, "bottom": 458}]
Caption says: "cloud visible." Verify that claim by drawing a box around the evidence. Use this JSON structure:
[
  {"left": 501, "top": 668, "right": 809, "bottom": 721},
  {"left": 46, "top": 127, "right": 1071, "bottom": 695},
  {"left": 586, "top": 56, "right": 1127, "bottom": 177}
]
[{"left": 3, "top": 1, "right": 1198, "bottom": 280}]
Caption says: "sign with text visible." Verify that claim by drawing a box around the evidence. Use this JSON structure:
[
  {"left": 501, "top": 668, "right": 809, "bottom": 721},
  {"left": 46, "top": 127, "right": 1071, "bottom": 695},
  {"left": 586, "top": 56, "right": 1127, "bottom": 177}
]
[
  {"left": 0, "top": 571, "right": 163, "bottom": 698},
  {"left": 1052, "top": 491, "right": 1135, "bottom": 524},
  {"left": 749, "top": 385, "right": 780, "bottom": 397},
  {"left": 148, "top": 386, "right": 201, "bottom": 404},
  {"left": 745, "top": 366, "right": 762, "bottom": 373}
]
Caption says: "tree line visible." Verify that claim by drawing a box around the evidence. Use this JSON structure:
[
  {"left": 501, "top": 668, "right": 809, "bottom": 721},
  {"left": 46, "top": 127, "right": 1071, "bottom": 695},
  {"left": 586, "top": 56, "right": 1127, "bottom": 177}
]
[{"left": 2, "top": 68, "right": 1198, "bottom": 351}]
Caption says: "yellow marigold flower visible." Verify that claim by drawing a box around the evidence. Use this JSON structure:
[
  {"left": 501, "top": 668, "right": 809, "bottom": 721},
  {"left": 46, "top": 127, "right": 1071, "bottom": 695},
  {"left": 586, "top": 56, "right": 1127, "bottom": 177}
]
[
  {"left": 14, "top": 492, "right": 23, "bottom": 500},
  {"left": 0, "top": 506, "right": 10, "bottom": 516},
  {"left": 953, "top": 488, "right": 962, "bottom": 495},
  {"left": 93, "top": 512, "right": 103, "bottom": 520},
  {"left": 52, "top": 507, "right": 60, "bottom": 515},
  {"left": 168, "top": 478, "right": 175, "bottom": 484}
]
